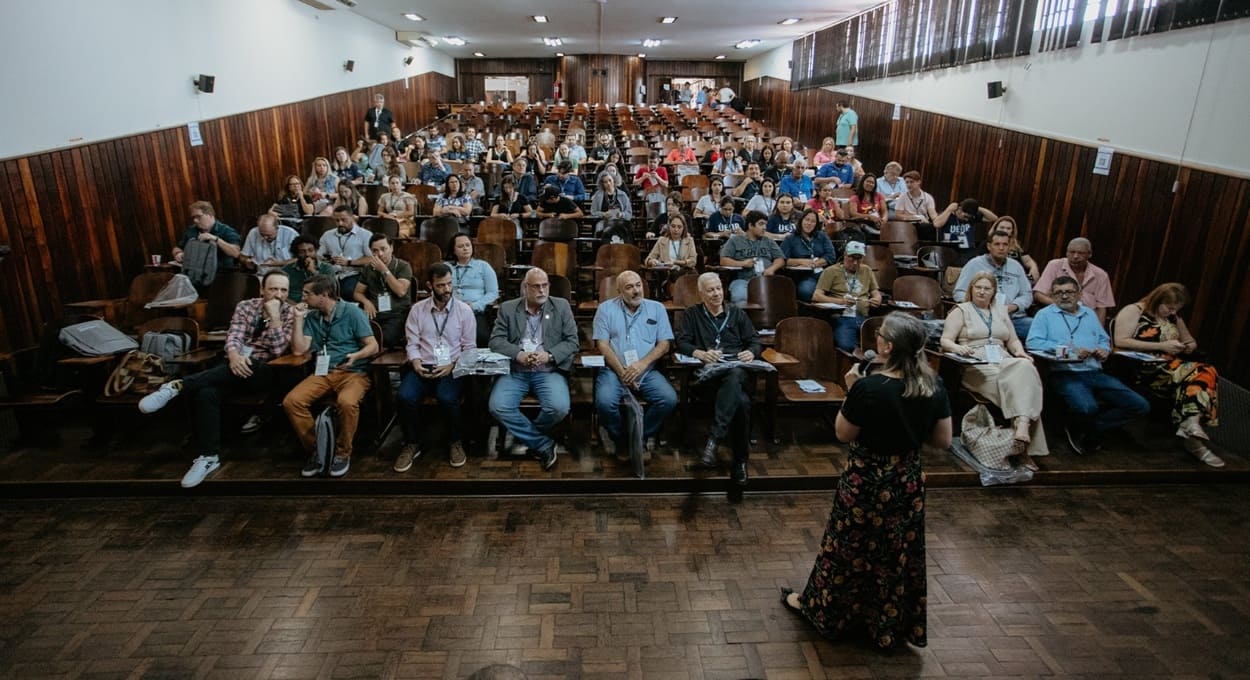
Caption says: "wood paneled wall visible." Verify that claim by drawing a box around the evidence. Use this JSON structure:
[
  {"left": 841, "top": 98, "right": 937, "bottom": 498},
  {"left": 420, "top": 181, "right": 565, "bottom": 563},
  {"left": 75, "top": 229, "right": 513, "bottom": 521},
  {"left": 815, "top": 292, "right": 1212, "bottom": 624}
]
[
  {"left": 455, "top": 57, "right": 739, "bottom": 107},
  {"left": 455, "top": 59, "right": 556, "bottom": 105},
  {"left": 642, "top": 61, "right": 743, "bottom": 106},
  {"left": 0, "top": 72, "right": 455, "bottom": 355},
  {"left": 556, "top": 55, "right": 646, "bottom": 106},
  {"left": 742, "top": 76, "right": 1250, "bottom": 383}
]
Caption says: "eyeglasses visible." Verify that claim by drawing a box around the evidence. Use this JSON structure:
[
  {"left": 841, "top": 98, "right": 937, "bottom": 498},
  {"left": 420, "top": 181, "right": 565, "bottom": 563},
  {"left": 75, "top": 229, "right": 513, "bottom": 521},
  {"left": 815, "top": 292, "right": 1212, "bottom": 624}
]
[{"left": 1052, "top": 290, "right": 1079, "bottom": 297}]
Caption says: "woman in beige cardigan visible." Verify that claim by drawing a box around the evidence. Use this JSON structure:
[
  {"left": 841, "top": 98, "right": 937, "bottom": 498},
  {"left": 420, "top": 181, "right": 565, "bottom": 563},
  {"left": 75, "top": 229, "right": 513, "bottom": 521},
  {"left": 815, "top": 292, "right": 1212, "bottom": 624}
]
[{"left": 645, "top": 214, "right": 697, "bottom": 270}]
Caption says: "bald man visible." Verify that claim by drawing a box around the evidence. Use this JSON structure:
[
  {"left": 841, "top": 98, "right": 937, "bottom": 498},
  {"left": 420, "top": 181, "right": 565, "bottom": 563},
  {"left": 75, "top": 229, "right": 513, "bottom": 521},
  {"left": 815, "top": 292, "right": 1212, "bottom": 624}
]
[
  {"left": 592, "top": 271, "right": 678, "bottom": 461},
  {"left": 488, "top": 268, "right": 580, "bottom": 469},
  {"left": 1033, "top": 237, "right": 1115, "bottom": 324}
]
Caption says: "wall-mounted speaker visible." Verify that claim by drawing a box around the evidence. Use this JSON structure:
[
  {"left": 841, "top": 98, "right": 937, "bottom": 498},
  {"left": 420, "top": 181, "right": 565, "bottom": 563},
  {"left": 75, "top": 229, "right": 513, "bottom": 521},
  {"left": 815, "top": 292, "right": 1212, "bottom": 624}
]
[
  {"left": 403, "top": 56, "right": 414, "bottom": 66},
  {"left": 194, "top": 74, "right": 215, "bottom": 93},
  {"left": 987, "top": 81, "right": 1005, "bottom": 99},
  {"left": 344, "top": 60, "right": 355, "bottom": 72}
]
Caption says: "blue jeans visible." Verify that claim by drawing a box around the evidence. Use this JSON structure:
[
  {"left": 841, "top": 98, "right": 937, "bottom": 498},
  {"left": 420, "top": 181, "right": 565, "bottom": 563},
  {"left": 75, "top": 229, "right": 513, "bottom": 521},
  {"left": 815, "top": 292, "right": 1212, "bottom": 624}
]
[
  {"left": 488, "top": 370, "right": 570, "bottom": 453},
  {"left": 595, "top": 369, "right": 678, "bottom": 441},
  {"left": 397, "top": 371, "right": 464, "bottom": 445},
  {"left": 794, "top": 275, "right": 819, "bottom": 303},
  {"left": 833, "top": 315, "right": 865, "bottom": 353},
  {"left": 1049, "top": 370, "right": 1150, "bottom": 433},
  {"left": 1011, "top": 315, "right": 1033, "bottom": 340},
  {"left": 728, "top": 278, "right": 750, "bottom": 304}
]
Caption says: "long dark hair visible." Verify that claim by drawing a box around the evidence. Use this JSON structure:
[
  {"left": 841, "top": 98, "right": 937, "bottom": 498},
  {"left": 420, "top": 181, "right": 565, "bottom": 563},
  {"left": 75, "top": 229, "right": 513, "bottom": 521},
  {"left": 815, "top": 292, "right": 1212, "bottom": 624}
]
[
  {"left": 878, "top": 312, "right": 938, "bottom": 398},
  {"left": 854, "top": 173, "right": 879, "bottom": 203}
]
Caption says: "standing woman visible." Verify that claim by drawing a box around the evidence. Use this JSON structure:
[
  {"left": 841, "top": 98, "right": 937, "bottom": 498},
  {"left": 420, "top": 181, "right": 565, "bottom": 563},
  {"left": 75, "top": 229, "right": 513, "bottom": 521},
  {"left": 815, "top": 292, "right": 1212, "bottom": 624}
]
[
  {"left": 377, "top": 175, "right": 417, "bottom": 238},
  {"left": 783, "top": 312, "right": 951, "bottom": 649},
  {"left": 1113, "top": 283, "right": 1223, "bottom": 467},
  {"left": 447, "top": 233, "right": 500, "bottom": 348}
]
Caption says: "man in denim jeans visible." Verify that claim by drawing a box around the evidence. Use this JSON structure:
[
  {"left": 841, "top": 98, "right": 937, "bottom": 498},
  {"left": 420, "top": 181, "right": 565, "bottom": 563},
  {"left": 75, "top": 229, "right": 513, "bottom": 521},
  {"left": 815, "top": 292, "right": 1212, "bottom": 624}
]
[{"left": 488, "top": 268, "right": 579, "bottom": 469}]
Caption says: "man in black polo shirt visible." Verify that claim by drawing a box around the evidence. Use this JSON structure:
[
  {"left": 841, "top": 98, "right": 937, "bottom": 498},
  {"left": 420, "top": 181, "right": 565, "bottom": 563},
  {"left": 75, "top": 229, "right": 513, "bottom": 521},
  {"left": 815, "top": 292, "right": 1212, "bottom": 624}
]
[
  {"left": 364, "top": 93, "right": 394, "bottom": 142},
  {"left": 352, "top": 233, "right": 413, "bottom": 347}
]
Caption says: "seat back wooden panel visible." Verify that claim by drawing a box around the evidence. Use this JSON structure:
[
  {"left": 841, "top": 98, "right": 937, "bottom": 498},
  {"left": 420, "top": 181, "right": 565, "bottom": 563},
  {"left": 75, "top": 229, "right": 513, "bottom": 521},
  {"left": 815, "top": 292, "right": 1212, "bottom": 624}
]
[
  {"left": 775, "top": 317, "right": 837, "bottom": 381},
  {"left": 203, "top": 272, "right": 259, "bottom": 332},
  {"left": 892, "top": 275, "right": 943, "bottom": 316},
  {"left": 476, "top": 218, "right": 519, "bottom": 263},
  {"left": 746, "top": 275, "right": 797, "bottom": 330},
  {"left": 396, "top": 241, "right": 443, "bottom": 286},
  {"left": 531, "top": 241, "right": 577, "bottom": 279}
]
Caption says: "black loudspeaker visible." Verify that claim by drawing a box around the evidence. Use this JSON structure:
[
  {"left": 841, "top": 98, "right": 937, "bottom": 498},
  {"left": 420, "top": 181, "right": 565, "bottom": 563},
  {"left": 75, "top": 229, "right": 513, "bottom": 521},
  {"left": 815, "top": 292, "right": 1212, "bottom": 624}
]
[
  {"left": 403, "top": 56, "right": 414, "bottom": 66},
  {"left": 344, "top": 60, "right": 355, "bottom": 72},
  {"left": 987, "top": 81, "right": 1005, "bottom": 99},
  {"left": 195, "top": 74, "right": 215, "bottom": 93}
]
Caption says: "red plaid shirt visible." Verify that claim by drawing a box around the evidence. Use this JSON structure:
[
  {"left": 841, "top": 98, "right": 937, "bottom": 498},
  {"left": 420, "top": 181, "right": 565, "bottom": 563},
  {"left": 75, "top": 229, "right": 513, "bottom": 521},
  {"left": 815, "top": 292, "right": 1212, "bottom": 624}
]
[{"left": 225, "top": 298, "right": 295, "bottom": 362}]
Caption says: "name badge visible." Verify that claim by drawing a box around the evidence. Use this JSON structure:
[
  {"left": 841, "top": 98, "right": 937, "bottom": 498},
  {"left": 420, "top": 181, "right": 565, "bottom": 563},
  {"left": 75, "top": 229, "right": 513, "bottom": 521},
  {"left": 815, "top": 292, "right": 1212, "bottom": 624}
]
[
  {"left": 240, "top": 345, "right": 254, "bottom": 359},
  {"left": 623, "top": 349, "right": 640, "bottom": 365},
  {"left": 521, "top": 338, "right": 539, "bottom": 352},
  {"left": 995, "top": 292, "right": 1006, "bottom": 307},
  {"left": 315, "top": 351, "right": 331, "bottom": 376},
  {"left": 984, "top": 343, "right": 1003, "bottom": 364},
  {"left": 754, "top": 258, "right": 766, "bottom": 275},
  {"left": 377, "top": 293, "right": 392, "bottom": 313},
  {"left": 842, "top": 302, "right": 857, "bottom": 318},
  {"left": 434, "top": 342, "right": 451, "bottom": 365}
]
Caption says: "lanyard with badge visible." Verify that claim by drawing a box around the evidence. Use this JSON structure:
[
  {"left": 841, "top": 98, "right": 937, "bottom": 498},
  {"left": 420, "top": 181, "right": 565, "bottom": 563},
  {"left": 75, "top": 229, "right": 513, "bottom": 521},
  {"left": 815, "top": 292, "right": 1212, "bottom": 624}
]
[
  {"left": 972, "top": 305, "right": 1003, "bottom": 363},
  {"left": 844, "top": 274, "right": 864, "bottom": 318},
  {"left": 522, "top": 307, "right": 542, "bottom": 352},
  {"left": 622, "top": 303, "right": 645, "bottom": 365},
  {"left": 453, "top": 264, "right": 469, "bottom": 298},
  {"left": 336, "top": 230, "right": 353, "bottom": 255},
  {"left": 1061, "top": 311, "right": 1083, "bottom": 343},
  {"left": 992, "top": 266, "right": 1008, "bottom": 307},
  {"left": 706, "top": 306, "right": 731, "bottom": 350},
  {"left": 314, "top": 306, "right": 336, "bottom": 376},
  {"left": 376, "top": 261, "right": 393, "bottom": 313},
  {"left": 432, "top": 304, "right": 452, "bottom": 364}
]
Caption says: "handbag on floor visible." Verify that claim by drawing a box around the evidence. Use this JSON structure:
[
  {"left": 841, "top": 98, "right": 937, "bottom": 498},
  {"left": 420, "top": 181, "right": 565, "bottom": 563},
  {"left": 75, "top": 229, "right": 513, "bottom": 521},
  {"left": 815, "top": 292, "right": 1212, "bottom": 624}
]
[
  {"left": 104, "top": 350, "right": 166, "bottom": 396},
  {"left": 312, "top": 405, "right": 338, "bottom": 476}
]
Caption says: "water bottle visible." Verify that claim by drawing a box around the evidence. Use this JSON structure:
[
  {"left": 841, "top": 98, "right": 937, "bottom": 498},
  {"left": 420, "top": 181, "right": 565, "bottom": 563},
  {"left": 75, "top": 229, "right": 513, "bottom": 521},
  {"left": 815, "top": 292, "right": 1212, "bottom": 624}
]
[{"left": 364, "top": 167, "right": 375, "bottom": 183}]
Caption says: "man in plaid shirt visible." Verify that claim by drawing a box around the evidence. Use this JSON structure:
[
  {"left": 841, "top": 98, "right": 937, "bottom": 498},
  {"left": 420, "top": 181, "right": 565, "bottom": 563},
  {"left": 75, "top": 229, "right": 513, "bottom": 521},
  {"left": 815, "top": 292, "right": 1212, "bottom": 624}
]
[
  {"left": 138, "top": 271, "right": 296, "bottom": 488},
  {"left": 461, "top": 126, "right": 486, "bottom": 162}
]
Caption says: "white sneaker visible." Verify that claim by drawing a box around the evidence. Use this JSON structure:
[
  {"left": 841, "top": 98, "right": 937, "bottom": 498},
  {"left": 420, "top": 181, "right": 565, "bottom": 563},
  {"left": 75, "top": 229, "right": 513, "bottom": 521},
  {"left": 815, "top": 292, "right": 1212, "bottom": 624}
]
[
  {"left": 180, "top": 455, "right": 220, "bottom": 488},
  {"left": 240, "top": 415, "right": 264, "bottom": 434},
  {"left": 139, "top": 381, "right": 182, "bottom": 413}
]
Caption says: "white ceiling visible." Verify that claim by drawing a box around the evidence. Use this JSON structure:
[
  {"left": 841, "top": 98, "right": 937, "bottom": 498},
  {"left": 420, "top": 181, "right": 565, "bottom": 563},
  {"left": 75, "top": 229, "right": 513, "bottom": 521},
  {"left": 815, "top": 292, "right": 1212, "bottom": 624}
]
[{"left": 345, "top": 0, "right": 884, "bottom": 61}]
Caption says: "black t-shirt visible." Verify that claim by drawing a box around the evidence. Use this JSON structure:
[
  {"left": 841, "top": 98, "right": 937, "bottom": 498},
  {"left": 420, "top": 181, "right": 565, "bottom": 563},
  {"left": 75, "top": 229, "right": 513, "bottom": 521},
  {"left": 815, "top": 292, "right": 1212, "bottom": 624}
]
[
  {"left": 939, "top": 216, "right": 980, "bottom": 251},
  {"left": 540, "top": 197, "right": 579, "bottom": 215},
  {"left": 840, "top": 374, "right": 950, "bottom": 454},
  {"left": 497, "top": 194, "right": 533, "bottom": 216},
  {"left": 364, "top": 107, "right": 394, "bottom": 139}
]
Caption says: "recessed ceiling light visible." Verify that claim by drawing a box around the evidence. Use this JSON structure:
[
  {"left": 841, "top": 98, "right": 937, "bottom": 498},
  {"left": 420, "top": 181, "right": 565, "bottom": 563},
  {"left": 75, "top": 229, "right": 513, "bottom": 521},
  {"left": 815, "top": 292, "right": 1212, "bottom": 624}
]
[
  {"left": 637, "top": 53, "right": 646, "bottom": 58},
  {"left": 542, "top": 37, "right": 563, "bottom": 46},
  {"left": 715, "top": 55, "right": 726, "bottom": 60},
  {"left": 473, "top": 52, "right": 485, "bottom": 57},
  {"left": 403, "top": 13, "right": 424, "bottom": 21},
  {"left": 779, "top": 18, "right": 802, "bottom": 25},
  {"left": 659, "top": 16, "right": 677, "bottom": 23},
  {"left": 532, "top": 15, "right": 548, "bottom": 23},
  {"left": 642, "top": 38, "right": 662, "bottom": 48},
  {"left": 734, "top": 39, "right": 761, "bottom": 49},
  {"left": 444, "top": 36, "right": 467, "bottom": 46},
  {"left": 555, "top": 52, "right": 565, "bottom": 57}
]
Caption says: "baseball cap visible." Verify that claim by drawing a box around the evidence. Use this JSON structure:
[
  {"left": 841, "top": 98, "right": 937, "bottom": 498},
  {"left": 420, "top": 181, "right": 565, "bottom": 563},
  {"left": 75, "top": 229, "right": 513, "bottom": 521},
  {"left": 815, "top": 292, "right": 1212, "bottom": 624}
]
[{"left": 845, "top": 241, "right": 866, "bottom": 257}]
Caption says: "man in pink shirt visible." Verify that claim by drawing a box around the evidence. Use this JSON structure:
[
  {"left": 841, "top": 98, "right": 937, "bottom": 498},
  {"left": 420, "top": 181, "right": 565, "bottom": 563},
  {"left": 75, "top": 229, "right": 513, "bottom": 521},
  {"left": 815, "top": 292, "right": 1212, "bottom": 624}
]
[{"left": 1033, "top": 237, "right": 1115, "bottom": 325}]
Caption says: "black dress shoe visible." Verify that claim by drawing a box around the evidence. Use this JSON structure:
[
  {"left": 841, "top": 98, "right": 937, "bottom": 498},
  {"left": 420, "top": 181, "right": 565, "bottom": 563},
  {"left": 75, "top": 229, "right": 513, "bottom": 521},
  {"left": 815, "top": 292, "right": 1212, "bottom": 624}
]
[
  {"left": 731, "top": 462, "right": 748, "bottom": 485},
  {"left": 700, "top": 438, "right": 718, "bottom": 467}
]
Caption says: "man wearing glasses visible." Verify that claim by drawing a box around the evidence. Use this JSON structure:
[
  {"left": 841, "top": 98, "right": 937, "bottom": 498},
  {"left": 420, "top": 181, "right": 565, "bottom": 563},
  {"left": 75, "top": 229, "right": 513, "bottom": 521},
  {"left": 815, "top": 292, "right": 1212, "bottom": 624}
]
[
  {"left": 1026, "top": 276, "right": 1149, "bottom": 455},
  {"left": 488, "top": 268, "right": 580, "bottom": 470}
]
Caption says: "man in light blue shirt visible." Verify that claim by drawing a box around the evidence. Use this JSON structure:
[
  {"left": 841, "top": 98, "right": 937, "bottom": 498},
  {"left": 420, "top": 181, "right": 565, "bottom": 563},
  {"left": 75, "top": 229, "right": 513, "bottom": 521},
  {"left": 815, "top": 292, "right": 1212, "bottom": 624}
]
[
  {"left": 543, "top": 161, "right": 588, "bottom": 201},
  {"left": 1026, "top": 276, "right": 1149, "bottom": 454},
  {"left": 954, "top": 230, "right": 1034, "bottom": 338},
  {"left": 778, "top": 160, "right": 814, "bottom": 203},
  {"left": 592, "top": 271, "right": 678, "bottom": 461}
]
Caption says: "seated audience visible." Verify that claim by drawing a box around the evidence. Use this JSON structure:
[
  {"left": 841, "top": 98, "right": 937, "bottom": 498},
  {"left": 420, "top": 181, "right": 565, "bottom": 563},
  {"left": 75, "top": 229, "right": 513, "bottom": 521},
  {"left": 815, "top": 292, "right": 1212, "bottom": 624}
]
[
  {"left": 173, "top": 200, "right": 242, "bottom": 271},
  {"left": 592, "top": 270, "right": 678, "bottom": 461},
  {"left": 318, "top": 206, "right": 373, "bottom": 298},
  {"left": 954, "top": 230, "right": 1035, "bottom": 338},
  {"left": 645, "top": 214, "right": 697, "bottom": 271},
  {"left": 377, "top": 175, "right": 417, "bottom": 238},
  {"left": 701, "top": 139, "right": 723, "bottom": 166},
  {"left": 375, "top": 147, "right": 406, "bottom": 186},
  {"left": 732, "top": 163, "right": 764, "bottom": 203},
  {"left": 304, "top": 156, "right": 339, "bottom": 209},
  {"left": 719, "top": 210, "right": 785, "bottom": 304},
  {"left": 485, "top": 136, "right": 514, "bottom": 171},
  {"left": 934, "top": 198, "right": 997, "bottom": 265},
  {"left": 765, "top": 193, "right": 801, "bottom": 239},
  {"left": 778, "top": 160, "right": 814, "bottom": 203},
  {"left": 331, "top": 146, "right": 363, "bottom": 185},
  {"left": 781, "top": 210, "right": 836, "bottom": 302},
  {"left": 646, "top": 192, "right": 684, "bottom": 239},
  {"left": 543, "top": 161, "right": 587, "bottom": 202},
  {"left": 744, "top": 178, "right": 777, "bottom": 216},
  {"left": 433, "top": 174, "right": 474, "bottom": 227},
  {"left": 1026, "top": 276, "right": 1149, "bottom": 455},
  {"left": 283, "top": 236, "right": 337, "bottom": 303},
  {"left": 460, "top": 163, "right": 485, "bottom": 210},
  {"left": 488, "top": 268, "right": 579, "bottom": 470},
  {"left": 395, "top": 262, "right": 476, "bottom": 472},
  {"left": 845, "top": 173, "right": 887, "bottom": 234},
  {"left": 521, "top": 142, "right": 547, "bottom": 177},
  {"left": 739, "top": 136, "right": 763, "bottom": 166},
  {"left": 664, "top": 139, "right": 697, "bottom": 166},
  {"left": 1033, "top": 237, "right": 1114, "bottom": 324},
  {"left": 895, "top": 170, "right": 939, "bottom": 224},
  {"left": 633, "top": 153, "right": 669, "bottom": 204},
  {"left": 490, "top": 176, "right": 535, "bottom": 231},
  {"left": 694, "top": 177, "right": 727, "bottom": 219},
  {"left": 447, "top": 233, "right": 499, "bottom": 348},
  {"left": 812, "top": 137, "right": 839, "bottom": 167},
  {"left": 940, "top": 271, "right": 1047, "bottom": 467},
  {"left": 674, "top": 272, "right": 762, "bottom": 486},
  {"left": 877, "top": 162, "right": 907, "bottom": 218},
  {"left": 366, "top": 131, "right": 393, "bottom": 173},
  {"left": 138, "top": 271, "right": 296, "bottom": 488},
  {"left": 352, "top": 233, "right": 413, "bottom": 348},
  {"left": 323, "top": 181, "right": 368, "bottom": 218},
  {"left": 815, "top": 149, "right": 855, "bottom": 188},
  {"left": 813, "top": 241, "right": 881, "bottom": 351},
  {"left": 590, "top": 174, "right": 633, "bottom": 226},
  {"left": 239, "top": 213, "right": 298, "bottom": 274},
  {"left": 419, "top": 150, "right": 453, "bottom": 186},
  {"left": 271, "top": 175, "right": 315, "bottom": 220},
  {"left": 461, "top": 126, "right": 486, "bottom": 161},
  {"left": 509, "top": 158, "right": 538, "bottom": 202},
  {"left": 566, "top": 134, "right": 587, "bottom": 167},
  {"left": 535, "top": 184, "right": 583, "bottom": 220},
  {"left": 988, "top": 216, "right": 1039, "bottom": 282},
  {"left": 843, "top": 146, "right": 866, "bottom": 179},
  {"left": 552, "top": 144, "right": 580, "bottom": 173},
  {"left": 444, "top": 135, "right": 470, "bottom": 161},
  {"left": 807, "top": 182, "right": 843, "bottom": 228},
  {"left": 705, "top": 196, "right": 746, "bottom": 237},
  {"left": 1112, "top": 282, "right": 1222, "bottom": 467},
  {"left": 587, "top": 131, "right": 619, "bottom": 169},
  {"left": 284, "top": 274, "right": 379, "bottom": 478},
  {"left": 711, "top": 147, "right": 743, "bottom": 179}
]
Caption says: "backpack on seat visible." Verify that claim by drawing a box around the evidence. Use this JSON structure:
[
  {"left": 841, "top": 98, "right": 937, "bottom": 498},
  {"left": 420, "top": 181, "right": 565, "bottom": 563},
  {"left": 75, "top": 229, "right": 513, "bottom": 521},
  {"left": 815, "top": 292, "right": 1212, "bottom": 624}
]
[
  {"left": 312, "top": 405, "right": 338, "bottom": 475},
  {"left": 181, "top": 238, "right": 219, "bottom": 287},
  {"left": 140, "top": 331, "right": 193, "bottom": 374}
]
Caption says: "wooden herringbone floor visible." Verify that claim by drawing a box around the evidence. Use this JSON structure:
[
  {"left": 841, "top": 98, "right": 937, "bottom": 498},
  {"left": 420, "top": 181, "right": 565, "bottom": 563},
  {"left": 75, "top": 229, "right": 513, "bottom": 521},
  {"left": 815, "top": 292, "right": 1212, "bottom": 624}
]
[{"left": 3, "top": 486, "right": 1249, "bottom": 679}]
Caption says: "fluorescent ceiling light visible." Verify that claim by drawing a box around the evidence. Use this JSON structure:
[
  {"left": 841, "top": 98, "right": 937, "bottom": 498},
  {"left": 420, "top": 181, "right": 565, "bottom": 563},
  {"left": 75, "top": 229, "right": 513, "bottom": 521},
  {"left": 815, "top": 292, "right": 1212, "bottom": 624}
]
[
  {"left": 734, "top": 39, "right": 761, "bottom": 49},
  {"left": 714, "top": 55, "right": 726, "bottom": 60},
  {"left": 543, "top": 37, "right": 563, "bottom": 46},
  {"left": 642, "top": 38, "right": 661, "bottom": 48},
  {"left": 473, "top": 51, "right": 485, "bottom": 57},
  {"left": 659, "top": 17, "right": 677, "bottom": 23},
  {"left": 404, "top": 13, "right": 424, "bottom": 21},
  {"left": 637, "top": 53, "right": 646, "bottom": 58},
  {"left": 532, "top": 15, "right": 548, "bottom": 22},
  {"left": 555, "top": 52, "right": 565, "bottom": 57},
  {"left": 779, "top": 18, "right": 801, "bottom": 25},
  {"left": 445, "top": 36, "right": 467, "bottom": 46}
]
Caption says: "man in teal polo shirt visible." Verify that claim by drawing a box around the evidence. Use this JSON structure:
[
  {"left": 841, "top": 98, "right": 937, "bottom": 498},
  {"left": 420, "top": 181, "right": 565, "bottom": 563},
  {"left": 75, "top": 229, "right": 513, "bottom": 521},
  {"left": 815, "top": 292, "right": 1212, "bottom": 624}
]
[{"left": 283, "top": 274, "right": 379, "bottom": 477}]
